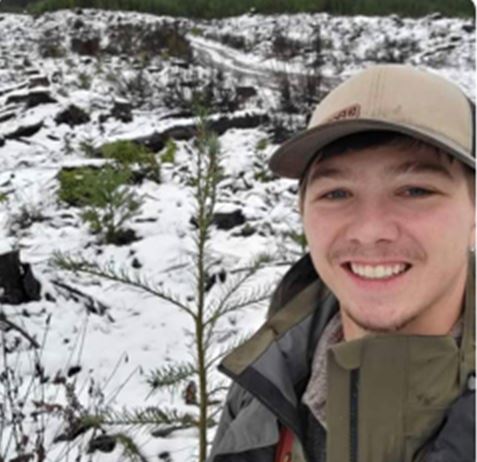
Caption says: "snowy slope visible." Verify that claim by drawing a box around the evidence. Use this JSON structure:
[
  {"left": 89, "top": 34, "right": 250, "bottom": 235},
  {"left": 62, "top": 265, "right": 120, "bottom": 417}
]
[{"left": 0, "top": 8, "right": 474, "bottom": 462}]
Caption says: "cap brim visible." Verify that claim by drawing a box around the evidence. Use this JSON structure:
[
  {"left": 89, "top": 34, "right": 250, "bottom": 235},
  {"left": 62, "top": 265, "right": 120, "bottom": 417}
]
[{"left": 269, "top": 119, "right": 475, "bottom": 179}]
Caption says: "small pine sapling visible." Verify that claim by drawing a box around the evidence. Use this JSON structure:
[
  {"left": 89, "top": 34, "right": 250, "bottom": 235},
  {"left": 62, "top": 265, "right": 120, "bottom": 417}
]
[
  {"left": 79, "top": 166, "right": 140, "bottom": 245},
  {"left": 160, "top": 139, "right": 177, "bottom": 164},
  {"left": 100, "top": 140, "right": 160, "bottom": 183},
  {"left": 53, "top": 109, "right": 272, "bottom": 462},
  {"left": 253, "top": 137, "right": 275, "bottom": 182}
]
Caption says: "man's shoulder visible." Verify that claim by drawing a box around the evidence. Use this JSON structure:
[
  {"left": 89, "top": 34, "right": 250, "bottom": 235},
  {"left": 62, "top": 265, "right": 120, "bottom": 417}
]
[
  {"left": 426, "top": 385, "right": 475, "bottom": 462},
  {"left": 267, "top": 254, "right": 318, "bottom": 318}
]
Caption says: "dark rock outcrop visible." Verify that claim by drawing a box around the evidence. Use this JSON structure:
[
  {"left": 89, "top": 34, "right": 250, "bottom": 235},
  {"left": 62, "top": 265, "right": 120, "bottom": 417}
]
[
  {"left": 55, "top": 105, "right": 91, "bottom": 127},
  {"left": 71, "top": 35, "right": 101, "bottom": 56},
  {"left": 5, "top": 121, "right": 43, "bottom": 139},
  {"left": 104, "top": 21, "right": 192, "bottom": 61},
  {"left": 110, "top": 100, "right": 133, "bottom": 123},
  {"left": 88, "top": 435, "right": 116, "bottom": 454},
  {"left": 236, "top": 85, "right": 257, "bottom": 103},
  {"left": 0, "top": 251, "right": 41, "bottom": 304},
  {"left": 134, "top": 112, "right": 268, "bottom": 151},
  {"left": 212, "top": 210, "right": 246, "bottom": 230},
  {"left": 0, "top": 111, "right": 15, "bottom": 124},
  {"left": 28, "top": 76, "right": 50, "bottom": 88},
  {"left": 6, "top": 90, "right": 57, "bottom": 109}
]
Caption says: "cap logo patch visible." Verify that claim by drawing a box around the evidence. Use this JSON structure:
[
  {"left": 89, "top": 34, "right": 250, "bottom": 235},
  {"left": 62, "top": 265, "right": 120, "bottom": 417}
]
[{"left": 326, "top": 104, "right": 361, "bottom": 123}]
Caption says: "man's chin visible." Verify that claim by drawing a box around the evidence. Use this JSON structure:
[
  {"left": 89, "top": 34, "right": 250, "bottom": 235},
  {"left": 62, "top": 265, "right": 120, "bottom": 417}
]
[{"left": 344, "top": 307, "right": 419, "bottom": 335}]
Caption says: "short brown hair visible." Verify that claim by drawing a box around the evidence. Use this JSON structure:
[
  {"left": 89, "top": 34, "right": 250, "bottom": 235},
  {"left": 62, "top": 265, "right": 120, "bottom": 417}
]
[{"left": 298, "top": 131, "right": 474, "bottom": 213}]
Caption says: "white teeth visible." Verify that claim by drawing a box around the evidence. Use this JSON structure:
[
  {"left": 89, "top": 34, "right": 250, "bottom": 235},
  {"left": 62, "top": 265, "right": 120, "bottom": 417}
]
[{"left": 349, "top": 263, "right": 407, "bottom": 279}]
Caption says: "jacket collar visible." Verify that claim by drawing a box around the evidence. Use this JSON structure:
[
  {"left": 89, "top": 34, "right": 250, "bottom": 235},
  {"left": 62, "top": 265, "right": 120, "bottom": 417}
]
[
  {"left": 219, "top": 278, "right": 337, "bottom": 437},
  {"left": 217, "top": 253, "right": 475, "bottom": 456}
]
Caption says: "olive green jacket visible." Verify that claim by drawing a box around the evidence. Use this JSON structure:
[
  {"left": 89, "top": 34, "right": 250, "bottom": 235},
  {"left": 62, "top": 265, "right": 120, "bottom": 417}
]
[{"left": 209, "top": 255, "right": 475, "bottom": 462}]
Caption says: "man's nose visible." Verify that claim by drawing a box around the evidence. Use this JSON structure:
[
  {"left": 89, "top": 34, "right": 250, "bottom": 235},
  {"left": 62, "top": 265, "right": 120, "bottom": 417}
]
[{"left": 344, "top": 198, "right": 400, "bottom": 245}]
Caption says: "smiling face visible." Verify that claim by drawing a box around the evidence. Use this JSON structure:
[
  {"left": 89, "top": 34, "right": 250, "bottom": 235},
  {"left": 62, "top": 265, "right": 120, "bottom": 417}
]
[{"left": 301, "top": 141, "right": 475, "bottom": 340}]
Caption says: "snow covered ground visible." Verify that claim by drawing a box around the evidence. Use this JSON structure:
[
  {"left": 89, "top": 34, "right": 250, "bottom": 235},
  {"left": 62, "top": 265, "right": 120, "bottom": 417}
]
[{"left": 0, "top": 8, "right": 474, "bottom": 462}]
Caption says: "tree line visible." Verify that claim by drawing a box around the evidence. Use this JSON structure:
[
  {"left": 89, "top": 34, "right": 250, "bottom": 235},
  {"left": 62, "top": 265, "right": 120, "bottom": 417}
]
[{"left": 0, "top": 0, "right": 473, "bottom": 17}]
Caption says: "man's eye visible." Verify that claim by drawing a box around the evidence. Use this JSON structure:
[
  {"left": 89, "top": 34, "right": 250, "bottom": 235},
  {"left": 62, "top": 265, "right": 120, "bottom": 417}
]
[
  {"left": 321, "top": 189, "right": 351, "bottom": 200},
  {"left": 401, "top": 187, "right": 434, "bottom": 197}
]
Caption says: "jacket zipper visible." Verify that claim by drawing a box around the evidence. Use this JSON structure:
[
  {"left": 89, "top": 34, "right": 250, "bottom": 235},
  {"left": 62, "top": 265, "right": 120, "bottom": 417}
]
[{"left": 349, "top": 369, "right": 359, "bottom": 462}]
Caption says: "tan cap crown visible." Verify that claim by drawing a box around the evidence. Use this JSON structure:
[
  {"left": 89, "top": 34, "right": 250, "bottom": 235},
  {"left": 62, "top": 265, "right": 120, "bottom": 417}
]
[{"left": 269, "top": 65, "right": 475, "bottom": 179}]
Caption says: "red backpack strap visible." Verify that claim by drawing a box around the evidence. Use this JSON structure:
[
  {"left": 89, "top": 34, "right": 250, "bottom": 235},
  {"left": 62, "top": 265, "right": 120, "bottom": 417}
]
[{"left": 275, "top": 427, "right": 295, "bottom": 462}]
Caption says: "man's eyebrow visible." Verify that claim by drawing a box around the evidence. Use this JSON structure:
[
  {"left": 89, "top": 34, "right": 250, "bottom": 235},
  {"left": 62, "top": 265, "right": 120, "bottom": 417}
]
[
  {"left": 307, "top": 166, "right": 356, "bottom": 184},
  {"left": 387, "top": 160, "right": 455, "bottom": 180},
  {"left": 307, "top": 160, "right": 455, "bottom": 185}
]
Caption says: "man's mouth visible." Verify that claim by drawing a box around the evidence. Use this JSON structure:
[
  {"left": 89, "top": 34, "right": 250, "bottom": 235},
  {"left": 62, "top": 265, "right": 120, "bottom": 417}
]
[{"left": 343, "top": 262, "right": 412, "bottom": 280}]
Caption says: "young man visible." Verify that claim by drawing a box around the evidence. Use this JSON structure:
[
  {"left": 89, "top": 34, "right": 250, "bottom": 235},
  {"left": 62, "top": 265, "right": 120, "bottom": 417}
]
[{"left": 209, "top": 65, "right": 475, "bottom": 462}]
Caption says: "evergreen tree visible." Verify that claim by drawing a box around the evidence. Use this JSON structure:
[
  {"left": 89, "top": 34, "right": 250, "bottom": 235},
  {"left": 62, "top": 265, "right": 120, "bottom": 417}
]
[
  {"left": 53, "top": 109, "right": 272, "bottom": 462},
  {"left": 24, "top": 0, "right": 474, "bottom": 18}
]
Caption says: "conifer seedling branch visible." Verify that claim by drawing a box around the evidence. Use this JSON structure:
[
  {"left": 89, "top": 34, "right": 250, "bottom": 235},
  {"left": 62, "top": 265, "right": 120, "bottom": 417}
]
[{"left": 52, "top": 109, "right": 273, "bottom": 462}]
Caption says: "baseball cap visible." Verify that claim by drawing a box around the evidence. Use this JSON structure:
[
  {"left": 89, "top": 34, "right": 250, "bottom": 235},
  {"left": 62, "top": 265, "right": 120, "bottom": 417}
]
[{"left": 269, "top": 64, "right": 475, "bottom": 179}]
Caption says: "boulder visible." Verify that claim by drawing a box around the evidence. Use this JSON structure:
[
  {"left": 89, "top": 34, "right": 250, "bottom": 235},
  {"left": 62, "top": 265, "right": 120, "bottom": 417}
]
[
  {"left": 212, "top": 210, "right": 246, "bottom": 230},
  {"left": 236, "top": 85, "right": 257, "bottom": 103},
  {"left": 110, "top": 100, "right": 133, "bottom": 123},
  {"left": 88, "top": 435, "right": 116, "bottom": 454},
  {"left": 73, "top": 18, "right": 84, "bottom": 30},
  {"left": 0, "top": 251, "right": 41, "bottom": 304},
  {"left": 55, "top": 105, "right": 91, "bottom": 127}
]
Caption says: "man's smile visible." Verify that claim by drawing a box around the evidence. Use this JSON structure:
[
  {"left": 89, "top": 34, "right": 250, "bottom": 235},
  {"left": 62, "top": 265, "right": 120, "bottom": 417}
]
[
  {"left": 344, "top": 262, "right": 412, "bottom": 280},
  {"left": 340, "top": 261, "right": 413, "bottom": 286}
]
